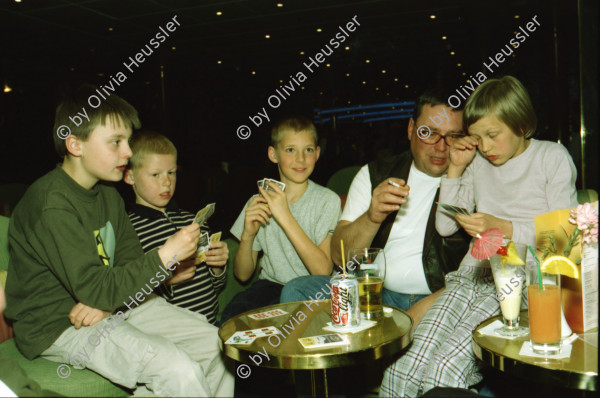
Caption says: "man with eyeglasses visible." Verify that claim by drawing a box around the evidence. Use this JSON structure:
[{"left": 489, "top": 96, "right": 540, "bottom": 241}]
[{"left": 280, "top": 88, "right": 470, "bottom": 326}]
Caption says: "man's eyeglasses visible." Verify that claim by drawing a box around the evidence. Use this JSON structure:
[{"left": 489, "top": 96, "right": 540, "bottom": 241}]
[{"left": 418, "top": 131, "right": 465, "bottom": 146}]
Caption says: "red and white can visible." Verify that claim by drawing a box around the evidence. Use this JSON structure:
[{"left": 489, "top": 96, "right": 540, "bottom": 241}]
[{"left": 331, "top": 273, "right": 361, "bottom": 328}]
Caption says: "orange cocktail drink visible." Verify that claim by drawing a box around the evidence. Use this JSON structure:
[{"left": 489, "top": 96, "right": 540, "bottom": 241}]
[{"left": 527, "top": 284, "right": 561, "bottom": 354}]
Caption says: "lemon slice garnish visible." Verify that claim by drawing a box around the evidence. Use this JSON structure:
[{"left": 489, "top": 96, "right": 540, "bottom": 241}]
[{"left": 541, "top": 255, "right": 579, "bottom": 279}]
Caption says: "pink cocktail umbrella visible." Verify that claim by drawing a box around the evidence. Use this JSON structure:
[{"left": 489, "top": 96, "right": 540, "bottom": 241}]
[{"left": 471, "top": 228, "right": 504, "bottom": 260}]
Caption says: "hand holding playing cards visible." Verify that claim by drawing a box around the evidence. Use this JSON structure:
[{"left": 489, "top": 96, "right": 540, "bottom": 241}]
[
  {"left": 242, "top": 195, "right": 271, "bottom": 239},
  {"left": 367, "top": 178, "right": 410, "bottom": 224},
  {"left": 259, "top": 182, "right": 292, "bottom": 224},
  {"left": 158, "top": 223, "right": 200, "bottom": 269},
  {"left": 456, "top": 212, "right": 512, "bottom": 239},
  {"left": 166, "top": 257, "right": 197, "bottom": 285},
  {"left": 206, "top": 241, "right": 228, "bottom": 267}
]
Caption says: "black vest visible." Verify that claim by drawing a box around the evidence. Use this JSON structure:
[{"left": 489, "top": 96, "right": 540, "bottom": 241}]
[{"left": 368, "top": 152, "right": 469, "bottom": 292}]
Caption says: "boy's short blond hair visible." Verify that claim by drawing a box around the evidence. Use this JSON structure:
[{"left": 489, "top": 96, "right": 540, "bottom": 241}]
[
  {"left": 271, "top": 116, "right": 318, "bottom": 146},
  {"left": 128, "top": 131, "right": 177, "bottom": 170},
  {"left": 464, "top": 75, "right": 537, "bottom": 138},
  {"left": 53, "top": 84, "right": 141, "bottom": 157}
]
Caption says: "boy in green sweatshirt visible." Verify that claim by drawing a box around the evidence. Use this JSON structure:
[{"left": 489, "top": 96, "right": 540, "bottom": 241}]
[{"left": 5, "top": 85, "right": 233, "bottom": 397}]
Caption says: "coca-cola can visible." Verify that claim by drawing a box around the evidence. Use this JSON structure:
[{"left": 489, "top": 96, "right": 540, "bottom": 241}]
[{"left": 330, "top": 273, "right": 360, "bottom": 328}]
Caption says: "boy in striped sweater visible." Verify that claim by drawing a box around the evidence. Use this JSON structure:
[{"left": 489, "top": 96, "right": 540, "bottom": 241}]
[{"left": 124, "top": 131, "right": 228, "bottom": 324}]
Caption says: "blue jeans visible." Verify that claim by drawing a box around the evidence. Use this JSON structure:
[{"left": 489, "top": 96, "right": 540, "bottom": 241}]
[{"left": 279, "top": 275, "right": 427, "bottom": 311}]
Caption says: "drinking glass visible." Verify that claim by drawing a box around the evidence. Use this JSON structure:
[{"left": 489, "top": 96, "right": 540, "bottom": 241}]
[
  {"left": 347, "top": 248, "right": 386, "bottom": 320},
  {"left": 489, "top": 242, "right": 528, "bottom": 337},
  {"left": 528, "top": 272, "right": 562, "bottom": 355}
]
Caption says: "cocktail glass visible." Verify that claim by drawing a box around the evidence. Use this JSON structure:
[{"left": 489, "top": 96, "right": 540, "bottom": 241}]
[
  {"left": 347, "top": 248, "right": 386, "bottom": 320},
  {"left": 489, "top": 242, "right": 528, "bottom": 337},
  {"left": 528, "top": 272, "right": 562, "bottom": 355}
]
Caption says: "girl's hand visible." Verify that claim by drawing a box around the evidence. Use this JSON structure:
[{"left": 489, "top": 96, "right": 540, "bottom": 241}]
[
  {"left": 206, "top": 241, "right": 228, "bottom": 267},
  {"left": 69, "top": 302, "right": 112, "bottom": 329},
  {"left": 259, "top": 183, "right": 292, "bottom": 224},
  {"left": 449, "top": 136, "right": 479, "bottom": 174},
  {"left": 455, "top": 212, "right": 512, "bottom": 239},
  {"left": 241, "top": 195, "right": 271, "bottom": 239}
]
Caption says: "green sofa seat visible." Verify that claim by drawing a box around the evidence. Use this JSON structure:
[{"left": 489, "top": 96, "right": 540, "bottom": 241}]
[{"left": 0, "top": 339, "right": 129, "bottom": 397}]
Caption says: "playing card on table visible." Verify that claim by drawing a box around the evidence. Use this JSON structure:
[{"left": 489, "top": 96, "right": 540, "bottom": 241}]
[
  {"left": 194, "top": 203, "right": 216, "bottom": 226},
  {"left": 437, "top": 202, "right": 471, "bottom": 217},
  {"left": 247, "top": 309, "right": 289, "bottom": 320},
  {"left": 225, "top": 332, "right": 256, "bottom": 345}
]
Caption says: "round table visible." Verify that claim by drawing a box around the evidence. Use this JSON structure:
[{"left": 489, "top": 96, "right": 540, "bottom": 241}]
[
  {"left": 473, "top": 311, "right": 597, "bottom": 391},
  {"left": 218, "top": 300, "right": 412, "bottom": 397}
]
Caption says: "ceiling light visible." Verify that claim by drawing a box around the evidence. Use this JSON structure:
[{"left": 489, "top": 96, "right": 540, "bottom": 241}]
[
  {"left": 277, "top": 3, "right": 283, "bottom": 7},
  {"left": 279, "top": 80, "right": 283, "bottom": 83},
  {"left": 300, "top": 51, "right": 304, "bottom": 55},
  {"left": 375, "top": 87, "right": 380, "bottom": 91},
  {"left": 386, "top": 93, "right": 390, "bottom": 96},
  {"left": 404, "top": 84, "right": 409, "bottom": 88},
  {"left": 14, "top": 0, "right": 22, "bottom": 3},
  {"left": 381, "top": 70, "right": 386, "bottom": 74},
  {"left": 394, "top": 78, "right": 398, "bottom": 82},
  {"left": 217, "top": 60, "right": 222, "bottom": 64},
  {"left": 3, "top": 84, "right": 12, "bottom": 93},
  {"left": 365, "top": 59, "right": 370, "bottom": 63},
  {"left": 97, "top": 73, "right": 104, "bottom": 77},
  {"left": 316, "top": 28, "right": 322, "bottom": 32},
  {"left": 108, "top": 27, "right": 114, "bottom": 32},
  {"left": 430, "top": 14, "right": 436, "bottom": 19},
  {"left": 265, "top": 34, "right": 270, "bottom": 39},
  {"left": 362, "top": 81, "right": 366, "bottom": 85},
  {"left": 450, "top": 51, "right": 455, "bottom": 55},
  {"left": 462, "top": 72, "right": 466, "bottom": 76},
  {"left": 326, "top": 63, "right": 331, "bottom": 67},
  {"left": 144, "top": 81, "right": 151, "bottom": 85},
  {"left": 514, "top": 15, "right": 520, "bottom": 19},
  {"left": 344, "top": 46, "right": 350, "bottom": 50},
  {"left": 442, "top": 36, "right": 447, "bottom": 40},
  {"left": 319, "top": 92, "right": 323, "bottom": 95},
  {"left": 251, "top": 71, "right": 256, "bottom": 75},
  {"left": 347, "top": 100, "right": 351, "bottom": 104},
  {"left": 346, "top": 73, "right": 350, "bottom": 77},
  {"left": 216, "top": 11, "right": 222, "bottom": 16},
  {"left": 457, "top": 63, "right": 461, "bottom": 67},
  {"left": 171, "top": 46, "right": 176, "bottom": 50},
  {"left": 301, "top": 86, "right": 305, "bottom": 90}
]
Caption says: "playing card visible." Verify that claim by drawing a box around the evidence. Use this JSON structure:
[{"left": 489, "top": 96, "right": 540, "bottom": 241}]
[
  {"left": 194, "top": 203, "right": 216, "bottom": 226},
  {"left": 252, "top": 326, "right": 281, "bottom": 337},
  {"left": 264, "top": 178, "right": 286, "bottom": 192},
  {"left": 225, "top": 332, "right": 256, "bottom": 345},
  {"left": 257, "top": 179, "right": 265, "bottom": 190},
  {"left": 247, "top": 309, "right": 289, "bottom": 320},
  {"left": 196, "top": 231, "right": 210, "bottom": 258},
  {"left": 210, "top": 231, "right": 222, "bottom": 243},
  {"left": 298, "top": 334, "right": 348, "bottom": 349},
  {"left": 437, "top": 202, "right": 470, "bottom": 217}
]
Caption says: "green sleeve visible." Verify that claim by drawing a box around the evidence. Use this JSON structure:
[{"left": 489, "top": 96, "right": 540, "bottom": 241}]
[{"left": 32, "top": 208, "right": 168, "bottom": 310}]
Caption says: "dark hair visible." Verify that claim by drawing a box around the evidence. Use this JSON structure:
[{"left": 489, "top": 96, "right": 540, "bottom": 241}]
[
  {"left": 53, "top": 84, "right": 141, "bottom": 157},
  {"left": 270, "top": 116, "right": 318, "bottom": 146},
  {"left": 414, "top": 85, "right": 464, "bottom": 121}
]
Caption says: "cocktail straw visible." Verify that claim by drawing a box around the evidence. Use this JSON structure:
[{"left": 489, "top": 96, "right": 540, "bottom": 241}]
[
  {"left": 528, "top": 245, "right": 543, "bottom": 290},
  {"left": 341, "top": 240, "right": 346, "bottom": 275}
]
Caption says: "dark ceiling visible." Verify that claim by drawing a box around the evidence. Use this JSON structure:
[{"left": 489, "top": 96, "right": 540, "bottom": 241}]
[{"left": 0, "top": 1, "right": 590, "bottom": 190}]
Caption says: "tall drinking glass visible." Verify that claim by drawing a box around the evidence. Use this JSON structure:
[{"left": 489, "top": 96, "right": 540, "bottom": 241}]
[
  {"left": 528, "top": 272, "right": 562, "bottom": 355},
  {"left": 347, "top": 248, "right": 386, "bottom": 320},
  {"left": 489, "top": 242, "right": 528, "bottom": 337}
]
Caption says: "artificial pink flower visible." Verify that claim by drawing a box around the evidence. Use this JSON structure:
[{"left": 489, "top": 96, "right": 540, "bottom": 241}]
[{"left": 569, "top": 203, "right": 599, "bottom": 244}]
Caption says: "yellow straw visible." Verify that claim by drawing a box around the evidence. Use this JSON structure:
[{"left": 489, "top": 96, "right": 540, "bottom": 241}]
[{"left": 341, "top": 240, "right": 346, "bottom": 275}]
